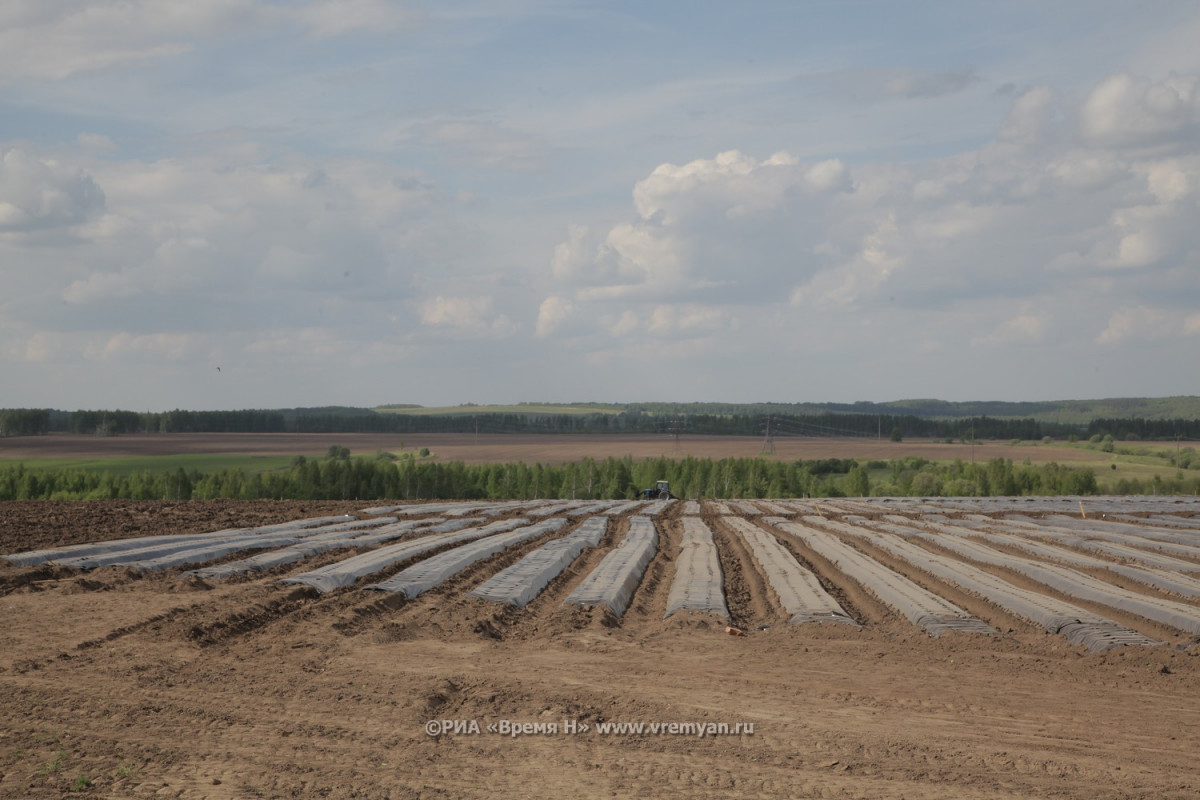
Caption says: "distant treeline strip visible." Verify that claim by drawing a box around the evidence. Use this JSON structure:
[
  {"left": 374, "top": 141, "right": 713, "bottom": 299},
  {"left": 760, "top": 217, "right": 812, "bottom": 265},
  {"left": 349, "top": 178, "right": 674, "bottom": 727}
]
[
  {"left": 3, "top": 454, "right": 1196, "bottom": 502},
  {"left": 4, "top": 407, "right": 1200, "bottom": 441}
]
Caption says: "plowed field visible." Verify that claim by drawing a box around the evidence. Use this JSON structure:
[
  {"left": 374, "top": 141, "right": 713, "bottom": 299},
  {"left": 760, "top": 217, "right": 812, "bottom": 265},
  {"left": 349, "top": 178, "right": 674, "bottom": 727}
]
[{"left": 3, "top": 498, "right": 1199, "bottom": 799}]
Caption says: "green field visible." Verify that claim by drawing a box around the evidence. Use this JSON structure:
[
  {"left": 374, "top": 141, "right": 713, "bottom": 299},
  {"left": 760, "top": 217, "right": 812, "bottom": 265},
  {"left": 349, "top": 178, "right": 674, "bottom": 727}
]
[
  {"left": 6, "top": 453, "right": 298, "bottom": 476},
  {"left": 374, "top": 403, "right": 625, "bottom": 416}
]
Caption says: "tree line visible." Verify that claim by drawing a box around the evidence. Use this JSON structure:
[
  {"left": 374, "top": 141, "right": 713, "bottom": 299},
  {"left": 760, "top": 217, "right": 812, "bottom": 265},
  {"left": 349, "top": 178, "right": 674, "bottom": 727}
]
[
  {"left": 4, "top": 406, "right": 1200, "bottom": 441},
  {"left": 1, "top": 454, "right": 1182, "bottom": 503}
]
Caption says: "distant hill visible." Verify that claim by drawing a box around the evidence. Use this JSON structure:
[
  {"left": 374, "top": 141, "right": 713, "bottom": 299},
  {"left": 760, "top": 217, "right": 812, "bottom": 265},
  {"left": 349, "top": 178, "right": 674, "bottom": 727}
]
[{"left": 377, "top": 397, "right": 1200, "bottom": 423}]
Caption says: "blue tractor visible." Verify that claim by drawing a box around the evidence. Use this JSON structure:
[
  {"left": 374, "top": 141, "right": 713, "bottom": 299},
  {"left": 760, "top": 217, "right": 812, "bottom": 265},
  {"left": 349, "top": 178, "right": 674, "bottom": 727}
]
[{"left": 641, "top": 480, "right": 672, "bottom": 500}]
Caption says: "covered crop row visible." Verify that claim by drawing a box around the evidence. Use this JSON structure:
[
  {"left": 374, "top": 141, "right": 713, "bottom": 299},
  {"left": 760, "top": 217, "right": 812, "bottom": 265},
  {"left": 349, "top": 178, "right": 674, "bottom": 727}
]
[
  {"left": 664, "top": 518, "right": 728, "bottom": 620},
  {"left": 281, "top": 518, "right": 529, "bottom": 593},
  {"left": 723, "top": 517, "right": 855, "bottom": 627},
  {"left": 768, "top": 518, "right": 995, "bottom": 636},
  {"left": 564, "top": 516, "right": 658, "bottom": 616},
  {"left": 471, "top": 517, "right": 608, "bottom": 607},
  {"left": 365, "top": 518, "right": 569, "bottom": 598},
  {"left": 804, "top": 516, "right": 1157, "bottom": 651}
]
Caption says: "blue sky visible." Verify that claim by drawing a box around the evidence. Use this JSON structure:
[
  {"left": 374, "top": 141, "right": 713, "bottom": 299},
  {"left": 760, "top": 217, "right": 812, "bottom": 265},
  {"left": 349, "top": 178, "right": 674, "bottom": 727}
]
[{"left": 2, "top": 1, "right": 1199, "bottom": 410}]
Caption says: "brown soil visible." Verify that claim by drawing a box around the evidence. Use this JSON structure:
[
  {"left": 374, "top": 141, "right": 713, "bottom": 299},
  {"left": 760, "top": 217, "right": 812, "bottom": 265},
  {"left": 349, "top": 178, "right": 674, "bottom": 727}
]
[
  {"left": 0, "top": 432, "right": 1103, "bottom": 465},
  {"left": 2, "top": 501, "right": 1199, "bottom": 799}
]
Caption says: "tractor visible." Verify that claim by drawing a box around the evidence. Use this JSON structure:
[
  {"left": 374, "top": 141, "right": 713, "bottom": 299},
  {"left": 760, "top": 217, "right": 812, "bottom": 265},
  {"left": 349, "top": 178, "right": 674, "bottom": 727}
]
[{"left": 641, "top": 480, "right": 672, "bottom": 500}]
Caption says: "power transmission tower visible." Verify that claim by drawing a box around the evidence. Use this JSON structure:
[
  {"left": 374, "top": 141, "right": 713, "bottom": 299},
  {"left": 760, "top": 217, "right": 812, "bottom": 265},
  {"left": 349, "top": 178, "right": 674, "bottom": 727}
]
[
  {"left": 762, "top": 414, "right": 776, "bottom": 455},
  {"left": 667, "top": 416, "right": 683, "bottom": 453}
]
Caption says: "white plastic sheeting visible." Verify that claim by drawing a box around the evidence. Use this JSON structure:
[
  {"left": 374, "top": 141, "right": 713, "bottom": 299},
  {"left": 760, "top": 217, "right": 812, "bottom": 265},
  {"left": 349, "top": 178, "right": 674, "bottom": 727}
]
[
  {"left": 114, "top": 533, "right": 312, "bottom": 572},
  {"left": 962, "top": 515, "right": 1200, "bottom": 573},
  {"left": 564, "top": 516, "right": 658, "bottom": 616},
  {"left": 682, "top": 500, "right": 701, "bottom": 516},
  {"left": 806, "top": 516, "right": 1158, "bottom": 651},
  {"left": 753, "top": 501, "right": 794, "bottom": 516},
  {"left": 280, "top": 518, "right": 529, "bottom": 593},
  {"left": 649, "top": 499, "right": 677, "bottom": 517},
  {"left": 723, "top": 518, "right": 853, "bottom": 626},
  {"left": 567, "top": 501, "right": 623, "bottom": 517},
  {"left": 769, "top": 518, "right": 995, "bottom": 636},
  {"left": 911, "top": 516, "right": 1200, "bottom": 600},
  {"left": 663, "top": 518, "right": 729, "bottom": 620},
  {"left": 364, "top": 518, "right": 568, "bottom": 597},
  {"left": 527, "top": 501, "right": 580, "bottom": 518},
  {"left": 3, "top": 515, "right": 355, "bottom": 567},
  {"left": 1104, "top": 514, "right": 1200, "bottom": 530},
  {"left": 1034, "top": 514, "right": 1200, "bottom": 552},
  {"left": 470, "top": 517, "right": 608, "bottom": 607},
  {"left": 185, "top": 519, "right": 433, "bottom": 581},
  {"left": 47, "top": 525, "right": 343, "bottom": 575},
  {"left": 603, "top": 500, "right": 646, "bottom": 516},
  {"left": 885, "top": 520, "right": 1200, "bottom": 635}
]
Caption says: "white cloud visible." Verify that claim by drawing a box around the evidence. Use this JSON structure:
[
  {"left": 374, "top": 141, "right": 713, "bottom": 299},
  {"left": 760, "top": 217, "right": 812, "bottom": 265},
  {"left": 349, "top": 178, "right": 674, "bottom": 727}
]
[
  {"left": 419, "top": 295, "right": 518, "bottom": 338},
  {"left": 1079, "top": 73, "right": 1200, "bottom": 151},
  {"left": 0, "top": 149, "right": 105, "bottom": 234},
  {"left": 0, "top": 0, "right": 415, "bottom": 81},
  {"left": 646, "top": 304, "right": 732, "bottom": 335},
  {"left": 551, "top": 70, "right": 1200, "bottom": 328},
  {"left": 77, "top": 132, "right": 117, "bottom": 153},
  {"left": 972, "top": 310, "right": 1049, "bottom": 346},
  {"left": 0, "top": 1, "right": 253, "bottom": 80},
  {"left": 1096, "top": 306, "right": 1190, "bottom": 344},
  {"left": 407, "top": 119, "right": 548, "bottom": 171},
  {"left": 535, "top": 295, "right": 574, "bottom": 338},
  {"left": 883, "top": 68, "right": 977, "bottom": 99},
  {"left": 90, "top": 331, "right": 198, "bottom": 361},
  {"left": 997, "top": 85, "right": 1056, "bottom": 145},
  {"left": 551, "top": 224, "right": 591, "bottom": 281}
]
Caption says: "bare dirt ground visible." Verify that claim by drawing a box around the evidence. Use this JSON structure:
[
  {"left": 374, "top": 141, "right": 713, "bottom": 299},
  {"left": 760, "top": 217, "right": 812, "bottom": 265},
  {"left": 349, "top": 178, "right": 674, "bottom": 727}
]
[
  {"left": 0, "top": 432, "right": 1100, "bottom": 465},
  {"left": 3, "top": 500, "right": 1199, "bottom": 799}
]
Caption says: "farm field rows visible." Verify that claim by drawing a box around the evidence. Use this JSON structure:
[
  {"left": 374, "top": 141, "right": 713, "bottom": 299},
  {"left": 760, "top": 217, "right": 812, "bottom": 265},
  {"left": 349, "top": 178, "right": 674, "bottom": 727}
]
[{"left": 3, "top": 497, "right": 1200, "bottom": 798}]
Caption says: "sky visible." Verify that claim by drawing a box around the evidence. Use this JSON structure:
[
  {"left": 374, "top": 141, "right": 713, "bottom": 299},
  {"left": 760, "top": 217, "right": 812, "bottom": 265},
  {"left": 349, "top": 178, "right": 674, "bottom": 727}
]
[{"left": 2, "top": 0, "right": 1200, "bottom": 411}]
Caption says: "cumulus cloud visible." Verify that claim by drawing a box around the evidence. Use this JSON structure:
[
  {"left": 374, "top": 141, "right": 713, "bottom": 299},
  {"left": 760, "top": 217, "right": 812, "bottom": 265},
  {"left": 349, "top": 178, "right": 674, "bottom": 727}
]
[
  {"left": 1080, "top": 73, "right": 1200, "bottom": 151},
  {"left": 0, "top": 149, "right": 462, "bottom": 356},
  {"left": 546, "top": 70, "right": 1200, "bottom": 354},
  {"left": 535, "top": 296, "right": 574, "bottom": 338},
  {"left": 0, "top": 149, "right": 105, "bottom": 234},
  {"left": 419, "top": 295, "right": 518, "bottom": 338},
  {"left": 1096, "top": 306, "right": 1194, "bottom": 344}
]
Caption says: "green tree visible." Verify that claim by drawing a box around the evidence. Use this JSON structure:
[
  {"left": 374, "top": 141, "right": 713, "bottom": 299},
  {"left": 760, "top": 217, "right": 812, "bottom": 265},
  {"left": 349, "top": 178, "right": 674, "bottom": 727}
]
[{"left": 845, "top": 465, "right": 870, "bottom": 497}]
